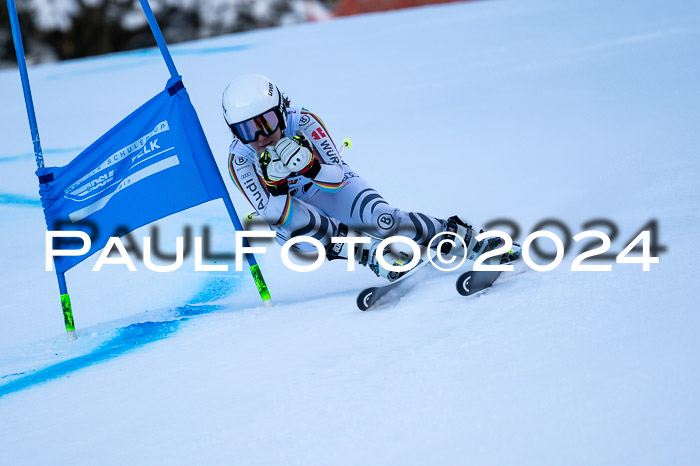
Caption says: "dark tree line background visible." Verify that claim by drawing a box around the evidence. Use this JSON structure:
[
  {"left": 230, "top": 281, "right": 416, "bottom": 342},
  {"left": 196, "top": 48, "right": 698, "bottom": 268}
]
[{"left": 1, "top": 0, "right": 337, "bottom": 66}]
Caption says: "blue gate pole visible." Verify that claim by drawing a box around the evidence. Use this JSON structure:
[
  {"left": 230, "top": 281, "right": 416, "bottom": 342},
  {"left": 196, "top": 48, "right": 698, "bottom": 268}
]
[
  {"left": 138, "top": 0, "right": 272, "bottom": 305},
  {"left": 138, "top": 0, "right": 179, "bottom": 79},
  {"left": 7, "top": 0, "right": 77, "bottom": 340},
  {"left": 221, "top": 196, "right": 272, "bottom": 306}
]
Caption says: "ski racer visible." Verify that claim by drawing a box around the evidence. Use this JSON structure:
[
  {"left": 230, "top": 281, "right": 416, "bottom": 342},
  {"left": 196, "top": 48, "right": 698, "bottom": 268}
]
[{"left": 223, "top": 74, "right": 515, "bottom": 281}]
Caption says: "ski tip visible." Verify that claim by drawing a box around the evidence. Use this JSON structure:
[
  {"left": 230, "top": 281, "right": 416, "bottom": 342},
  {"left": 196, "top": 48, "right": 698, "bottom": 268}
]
[
  {"left": 357, "top": 288, "right": 374, "bottom": 311},
  {"left": 456, "top": 270, "right": 503, "bottom": 297},
  {"left": 456, "top": 272, "right": 473, "bottom": 296}
]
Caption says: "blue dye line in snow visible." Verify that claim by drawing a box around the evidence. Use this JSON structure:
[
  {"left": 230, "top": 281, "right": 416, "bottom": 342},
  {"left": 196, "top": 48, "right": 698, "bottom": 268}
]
[
  {"left": 188, "top": 273, "right": 237, "bottom": 304},
  {"left": 0, "top": 146, "right": 85, "bottom": 163},
  {"left": 0, "top": 193, "right": 41, "bottom": 206},
  {"left": 45, "top": 44, "right": 253, "bottom": 80},
  {"left": 94, "top": 43, "right": 253, "bottom": 60},
  {"left": 0, "top": 148, "right": 84, "bottom": 207},
  {"left": 0, "top": 307, "right": 214, "bottom": 399},
  {"left": 0, "top": 273, "right": 243, "bottom": 399},
  {"left": 172, "top": 44, "right": 253, "bottom": 56}
]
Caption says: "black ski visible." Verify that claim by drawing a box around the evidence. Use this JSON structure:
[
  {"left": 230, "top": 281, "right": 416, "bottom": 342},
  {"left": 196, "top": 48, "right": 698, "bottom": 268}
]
[
  {"left": 456, "top": 243, "right": 522, "bottom": 297},
  {"left": 455, "top": 269, "right": 503, "bottom": 296},
  {"left": 356, "top": 259, "right": 433, "bottom": 311},
  {"left": 358, "top": 246, "right": 522, "bottom": 309}
]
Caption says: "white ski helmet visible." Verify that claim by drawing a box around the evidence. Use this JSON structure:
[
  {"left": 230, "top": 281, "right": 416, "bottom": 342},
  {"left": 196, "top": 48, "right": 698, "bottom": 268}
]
[{"left": 222, "top": 73, "right": 287, "bottom": 130}]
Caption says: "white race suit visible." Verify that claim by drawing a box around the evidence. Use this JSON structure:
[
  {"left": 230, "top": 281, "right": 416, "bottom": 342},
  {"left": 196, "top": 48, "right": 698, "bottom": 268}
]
[{"left": 227, "top": 107, "right": 448, "bottom": 250}]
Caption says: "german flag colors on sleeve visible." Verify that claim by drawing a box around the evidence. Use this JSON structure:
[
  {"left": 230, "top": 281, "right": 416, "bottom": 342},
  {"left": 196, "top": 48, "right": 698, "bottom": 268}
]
[
  {"left": 228, "top": 153, "right": 244, "bottom": 193},
  {"left": 274, "top": 194, "right": 293, "bottom": 226},
  {"left": 313, "top": 179, "right": 343, "bottom": 192}
]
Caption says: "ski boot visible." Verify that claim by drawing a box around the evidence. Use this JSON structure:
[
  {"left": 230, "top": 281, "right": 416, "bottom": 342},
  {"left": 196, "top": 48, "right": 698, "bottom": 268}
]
[
  {"left": 327, "top": 224, "right": 417, "bottom": 282},
  {"left": 440, "top": 216, "right": 521, "bottom": 265}
]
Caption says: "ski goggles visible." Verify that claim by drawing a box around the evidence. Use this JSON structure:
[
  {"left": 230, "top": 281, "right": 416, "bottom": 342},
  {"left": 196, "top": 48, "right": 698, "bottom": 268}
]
[{"left": 229, "top": 109, "right": 281, "bottom": 144}]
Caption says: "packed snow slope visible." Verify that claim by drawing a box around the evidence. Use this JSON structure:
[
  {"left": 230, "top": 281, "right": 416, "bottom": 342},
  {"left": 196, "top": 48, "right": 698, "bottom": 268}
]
[{"left": 1, "top": 0, "right": 699, "bottom": 464}]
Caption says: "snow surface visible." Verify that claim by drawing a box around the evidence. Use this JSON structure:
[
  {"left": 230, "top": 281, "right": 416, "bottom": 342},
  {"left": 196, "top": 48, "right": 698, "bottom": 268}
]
[{"left": 1, "top": 0, "right": 699, "bottom": 464}]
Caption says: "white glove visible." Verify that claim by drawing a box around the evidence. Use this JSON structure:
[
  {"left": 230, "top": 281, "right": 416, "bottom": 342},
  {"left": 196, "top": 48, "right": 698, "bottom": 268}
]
[
  {"left": 257, "top": 146, "right": 291, "bottom": 186},
  {"left": 275, "top": 135, "right": 314, "bottom": 172}
]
